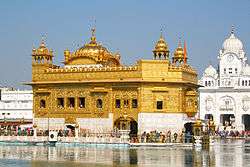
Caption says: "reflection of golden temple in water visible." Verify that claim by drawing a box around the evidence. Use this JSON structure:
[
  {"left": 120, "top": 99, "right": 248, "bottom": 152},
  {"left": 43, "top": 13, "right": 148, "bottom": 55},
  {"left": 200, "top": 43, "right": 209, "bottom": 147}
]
[
  {"left": 0, "top": 140, "right": 247, "bottom": 166},
  {"left": 27, "top": 27, "right": 199, "bottom": 134}
]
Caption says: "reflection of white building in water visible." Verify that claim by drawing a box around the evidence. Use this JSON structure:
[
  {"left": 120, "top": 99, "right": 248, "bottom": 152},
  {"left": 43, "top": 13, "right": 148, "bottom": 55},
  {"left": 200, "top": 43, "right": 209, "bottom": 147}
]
[
  {"left": 0, "top": 87, "right": 33, "bottom": 127},
  {"left": 199, "top": 28, "right": 250, "bottom": 131}
]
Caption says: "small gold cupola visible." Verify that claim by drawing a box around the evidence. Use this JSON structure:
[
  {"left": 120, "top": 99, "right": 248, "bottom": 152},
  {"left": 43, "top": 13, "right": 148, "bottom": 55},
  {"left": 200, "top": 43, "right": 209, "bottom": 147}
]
[
  {"left": 172, "top": 39, "right": 185, "bottom": 64},
  {"left": 153, "top": 31, "right": 169, "bottom": 60},
  {"left": 32, "top": 37, "right": 53, "bottom": 65}
]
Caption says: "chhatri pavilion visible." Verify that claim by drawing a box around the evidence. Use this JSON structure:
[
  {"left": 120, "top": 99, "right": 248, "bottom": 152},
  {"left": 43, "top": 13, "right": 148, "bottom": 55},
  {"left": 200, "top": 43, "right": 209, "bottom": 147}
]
[{"left": 27, "top": 28, "right": 199, "bottom": 135}]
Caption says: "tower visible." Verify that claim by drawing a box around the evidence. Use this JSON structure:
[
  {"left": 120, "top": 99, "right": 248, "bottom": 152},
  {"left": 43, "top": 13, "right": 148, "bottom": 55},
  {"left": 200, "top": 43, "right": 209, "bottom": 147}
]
[
  {"left": 31, "top": 37, "right": 53, "bottom": 81},
  {"left": 172, "top": 40, "right": 185, "bottom": 64},
  {"left": 152, "top": 31, "right": 169, "bottom": 60},
  {"left": 219, "top": 26, "right": 245, "bottom": 79}
]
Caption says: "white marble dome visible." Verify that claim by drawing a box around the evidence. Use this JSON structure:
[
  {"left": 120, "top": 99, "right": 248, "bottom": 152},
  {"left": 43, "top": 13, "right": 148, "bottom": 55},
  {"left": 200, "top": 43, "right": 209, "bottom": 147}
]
[
  {"left": 204, "top": 65, "right": 217, "bottom": 78},
  {"left": 223, "top": 32, "right": 243, "bottom": 52}
]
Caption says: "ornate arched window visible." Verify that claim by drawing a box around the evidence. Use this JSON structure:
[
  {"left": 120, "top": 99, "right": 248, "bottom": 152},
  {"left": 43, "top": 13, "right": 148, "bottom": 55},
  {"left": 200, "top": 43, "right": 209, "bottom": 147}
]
[
  {"left": 205, "top": 97, "right": 213, "bottom": 111},
  {"left": 219, "top": 96, "right": 235, "bottom": 111},
  {"left": 187, "top": 99, "right": 193, "bottom": 107},
  {"left": 40, "top": 99, "right": 46, "bottom": 108},
  {"left": 242, "top": 96, "right": 250, "bottom": 111},
  {"left": 96, "top": 99, "right": 103, "bottom": 108}
]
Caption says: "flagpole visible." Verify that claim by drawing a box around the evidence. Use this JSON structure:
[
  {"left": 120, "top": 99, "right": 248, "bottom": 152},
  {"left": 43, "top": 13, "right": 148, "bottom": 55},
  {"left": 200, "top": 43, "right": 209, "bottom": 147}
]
[{"left": 184, "top": 41, "right": 187, "bottom": 64}]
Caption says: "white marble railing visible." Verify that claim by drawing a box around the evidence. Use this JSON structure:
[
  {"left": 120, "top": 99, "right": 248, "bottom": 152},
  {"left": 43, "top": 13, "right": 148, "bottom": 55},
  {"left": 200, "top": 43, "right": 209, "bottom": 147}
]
[
  {"left": 57, "top": 136, "right": 123, "bottom": 143},
  {"left": 0, "top": 136, "right": 48, "bottom": 142},
  {"left": 0, "top": 136, "right": 124, "bottom": 143}
]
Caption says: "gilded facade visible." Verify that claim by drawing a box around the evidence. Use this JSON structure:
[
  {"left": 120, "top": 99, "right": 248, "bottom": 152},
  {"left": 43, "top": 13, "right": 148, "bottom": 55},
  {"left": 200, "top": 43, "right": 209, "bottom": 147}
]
[{"left": 27, "top": 28, "right": 199, "bottom": 134}]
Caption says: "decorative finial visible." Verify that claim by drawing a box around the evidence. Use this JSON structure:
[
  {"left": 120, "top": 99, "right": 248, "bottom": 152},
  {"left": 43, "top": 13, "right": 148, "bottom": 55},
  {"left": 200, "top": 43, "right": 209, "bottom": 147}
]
[
  {"left": 160, "top": 27, "right": 163, "bottom": 38},
  {"left": 178, "top": 36, "right": 182, "bottom": 47},
  {"left": 90, "top": 18, "right": 97, "bottom": 43},
  {"left": 40, "top": 33, "right": 46, "bottom": 47},
  {"left": 159, "top": 25, "right": 166, "bottom": 39},
  {"left": 90, "top": 27, "right": 97, "bottom": 43},
  {"left": 90, "top": 16, "right": 96, "bottom": 29},
  {"left": 91, "top": 27, "right": 96, "bottom": 37},
  {"left": 231, "top": 25, "right": 234, "bottom": 34}
]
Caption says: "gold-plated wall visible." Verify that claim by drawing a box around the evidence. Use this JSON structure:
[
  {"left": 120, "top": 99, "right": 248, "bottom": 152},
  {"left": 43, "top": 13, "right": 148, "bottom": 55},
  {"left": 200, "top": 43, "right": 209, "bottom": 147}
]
[{"left": 28, "top": 31, "right": 199, "bottom": 126}]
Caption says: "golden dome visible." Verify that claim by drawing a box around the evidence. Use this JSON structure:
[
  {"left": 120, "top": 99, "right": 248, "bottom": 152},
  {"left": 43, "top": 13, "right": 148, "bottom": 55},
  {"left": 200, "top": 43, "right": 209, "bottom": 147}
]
[
  {"left": 174, "top": 42, "right": 184, "bottom": 58},
  {"left": 32, "top": 39, "right": 53, "bottom": 56},
  {"left": 75, "top": 28, "right": 109, "bottom": 56},
  {"left": 64, "top": 28, "right": 120, "bottom": 66},
  {"left": 153, "top": 35, "right": 169, "bottom": 53},
  {"left": 172, "top": 40, "right": 185, "bottom": 64},
  {"left": 152, "top": 32, "right": 169, "bottom": 59}
]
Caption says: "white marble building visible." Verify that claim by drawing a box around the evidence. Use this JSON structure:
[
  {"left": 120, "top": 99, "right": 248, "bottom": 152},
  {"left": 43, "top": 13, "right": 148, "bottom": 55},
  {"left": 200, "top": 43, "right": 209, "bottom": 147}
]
[
  {"left": 0, "top": 87, "right": 33, "bottom": 127},
  {"left": 199, "top": 28, "right": 250, "bottom": 131}
]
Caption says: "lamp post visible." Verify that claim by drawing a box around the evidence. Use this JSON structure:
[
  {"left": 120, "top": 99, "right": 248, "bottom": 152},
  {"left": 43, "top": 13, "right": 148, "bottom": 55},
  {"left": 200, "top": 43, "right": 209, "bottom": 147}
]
[
  {"left": 33, "top": 123, "right": 37, "bottom": 137},
  {"left": 47, "top": 109, "right": 50, "bottom": 141},
  {"left": 208, "top": 119, "right": 215, "bottom": 145},
  {"left": 75, "top": 123, "right": 79, "bottom": 139},
  {"left": 193, "top": 119, "right": 203, "bottom": 147},
  {"left": 119, "top": 111, "right": 130, "bottom": 143},
  {"left": 123, "top": 111, "right": 128, "bottom": 130},
  {"left": 3, "top": 116, "right": 7, "bottom": 136}
]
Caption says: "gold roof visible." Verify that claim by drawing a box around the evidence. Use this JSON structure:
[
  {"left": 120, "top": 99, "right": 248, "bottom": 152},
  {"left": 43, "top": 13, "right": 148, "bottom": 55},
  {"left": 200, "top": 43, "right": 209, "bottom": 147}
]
[
  {"left": 173, "top": 41, "right": 184, "bottom": 58},
  {"left": 153, "top": 33, "right": 169, "bottom": 53},
  {"left": 79, "top": 28, "right": 109, "bottom": 52},
  {"left": 32, "top": 39, "right": 53, "bottom": 56},
  {"left": 64, "top": 28, "right": 120, "bottom": 66}
]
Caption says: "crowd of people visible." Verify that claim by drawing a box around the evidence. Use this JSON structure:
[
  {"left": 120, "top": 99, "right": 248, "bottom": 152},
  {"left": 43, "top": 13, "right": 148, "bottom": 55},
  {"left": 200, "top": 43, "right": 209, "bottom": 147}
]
[
  {"left": 216, "top": 130, "right": 247, "bottom": 138},
  {"left": 0, "top": 126, "right": 122, "bottom": 138},
  {"left": 133, "top": 130, "right": 191, "bottom": 143},
  {"left": 1, "top": 125, "right": 250, "bottom": 143},
  {"left": 0, "top": 126, "right": 33, "bottom": 136}
]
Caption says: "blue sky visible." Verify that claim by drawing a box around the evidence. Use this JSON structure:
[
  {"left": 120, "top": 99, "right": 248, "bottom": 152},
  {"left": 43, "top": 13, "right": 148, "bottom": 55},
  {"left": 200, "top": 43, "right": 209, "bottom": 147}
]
[{"left": 0, "top": 0, "right": 250, "bottom": 88}]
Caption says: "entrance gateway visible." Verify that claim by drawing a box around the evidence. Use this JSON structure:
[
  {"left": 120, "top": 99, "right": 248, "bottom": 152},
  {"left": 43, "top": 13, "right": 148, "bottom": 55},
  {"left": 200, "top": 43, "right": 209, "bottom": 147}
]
[
  {"left": 114, "top": 117, "right": 138, "bottom": 137},
  {"left": 242, "top": 115, "right": 250, "bottom": 131},
  {"left": 220, "top": 114, "right": 235, "bottom": 126}
]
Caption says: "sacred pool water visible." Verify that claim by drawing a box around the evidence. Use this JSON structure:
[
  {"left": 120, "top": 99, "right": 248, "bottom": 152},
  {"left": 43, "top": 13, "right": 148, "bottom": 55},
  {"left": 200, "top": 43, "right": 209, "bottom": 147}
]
[{"left": 0, "top": 140, "right": 249, "bottom": 167}]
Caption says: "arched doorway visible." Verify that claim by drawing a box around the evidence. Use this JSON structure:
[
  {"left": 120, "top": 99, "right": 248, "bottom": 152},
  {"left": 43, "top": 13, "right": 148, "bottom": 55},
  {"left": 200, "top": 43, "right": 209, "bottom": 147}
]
[
  {"left": 114, "top": 117, "right": 138, "bottom": 137},
  {"left": 130, "top": 120, "right": 138, "bottom": 137},
  {"left": 184, "top": 122, "right": 193, "bottom": 135},
  {"left": 242, "top": 115, "right": 250, "bottom": 131},
  {"left": 205, "top": 114, "right": 214, "bottom": 121},
  {"left": 184, "top": 122, "right": 193, "bottom": 143},
  {"left": 220, "top": 114, "right": 235, "bottom": 126}
]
